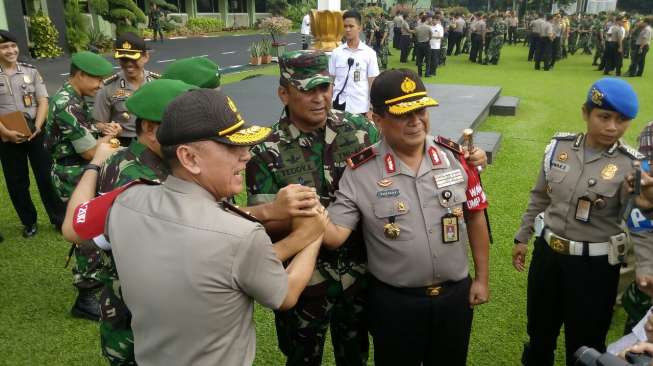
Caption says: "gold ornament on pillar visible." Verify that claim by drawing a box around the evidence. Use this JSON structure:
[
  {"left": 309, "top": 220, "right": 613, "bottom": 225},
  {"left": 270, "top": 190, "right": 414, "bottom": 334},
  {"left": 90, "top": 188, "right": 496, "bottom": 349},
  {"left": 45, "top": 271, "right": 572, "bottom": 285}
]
[{"left": 310, "top": 9, "right": 344, "bottom": 52}]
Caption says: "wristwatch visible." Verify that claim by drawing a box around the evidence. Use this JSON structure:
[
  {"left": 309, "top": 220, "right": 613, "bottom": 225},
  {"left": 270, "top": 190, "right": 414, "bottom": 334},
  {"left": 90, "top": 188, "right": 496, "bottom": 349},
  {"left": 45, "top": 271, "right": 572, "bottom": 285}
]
[{"left": 82, "top": 164, "right": 101, "bottom": 173}]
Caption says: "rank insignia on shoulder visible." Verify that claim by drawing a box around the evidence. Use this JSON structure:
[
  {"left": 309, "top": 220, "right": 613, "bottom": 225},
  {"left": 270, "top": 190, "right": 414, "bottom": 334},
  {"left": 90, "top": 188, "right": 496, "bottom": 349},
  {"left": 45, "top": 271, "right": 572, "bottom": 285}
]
[
  {"left": 435, "top": 136, "right": 463, "bottom": 155},
  {"left": 103, "top": 74, "right": 119, "bottom": 85},
  {"left": 618, "top": 142, "right": 645, "bottom": 160},
  {"left": 18, "top": 62, "right": 35, "bottom": 69},
  {"left": 553, "top": 132, "right": 578, "bottom": 141},
  {"left": 347, "top": 146, "right": 377, "bottom": 169},
  {"left": 222, "top": 200, "right": 262, "bottom": 224},
  {"left": 148, "top": 71, "right": 161, "bottom": 80}
]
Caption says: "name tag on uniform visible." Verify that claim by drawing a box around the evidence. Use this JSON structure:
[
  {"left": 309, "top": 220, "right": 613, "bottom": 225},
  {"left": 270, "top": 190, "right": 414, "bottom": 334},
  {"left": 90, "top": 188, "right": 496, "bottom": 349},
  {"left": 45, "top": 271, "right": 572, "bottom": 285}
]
[
  {"left": 434, "top": 169, "right": 464, "bottom": 189},
  {"left": 354, "top": 70, "right": 361, "bottom": 82},
  {"left": 551, "top": 161, "right": 570, "bottom": 172}
]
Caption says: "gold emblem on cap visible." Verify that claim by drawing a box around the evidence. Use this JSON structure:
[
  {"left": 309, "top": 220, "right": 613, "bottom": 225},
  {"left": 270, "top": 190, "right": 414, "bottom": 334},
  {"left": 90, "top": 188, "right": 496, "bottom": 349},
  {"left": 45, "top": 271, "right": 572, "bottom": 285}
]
[
  {"left": 591, "top": 88, "right": 603, "bottom": 106},
  {"left": 558, "top": 152, "right": 568, "bottom": 162},
  {"left": 400, "top": 77, "right": 417, "bottom": 94},
  {"left": 122, "top": 41, "right": 132, "bottom": 50},
  {"left": 226, "top": 126, "right": 272, "bottom": 144},
  {"left": 601, "top": 163, "right": 618, "bottom": 180}
]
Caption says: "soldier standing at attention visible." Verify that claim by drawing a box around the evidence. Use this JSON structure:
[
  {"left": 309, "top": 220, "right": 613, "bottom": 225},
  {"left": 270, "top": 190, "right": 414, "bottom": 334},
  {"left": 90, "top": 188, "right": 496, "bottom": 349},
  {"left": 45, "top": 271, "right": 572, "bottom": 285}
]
[
  {"left": 469, "top": 12, "right": 486, "bottom": 63},
  {"left": 528, "top": 13, "right": 544, "bottom": 62},
  {"left": 323, "top": 68, "right": 490, "bottom": 366},
  {"left": 414, "top": 15, "right": 432, "bottom": 77},
  {"left": 0, "top": 30, "right": 65, "bottom": 237},
  {"left": 45, "top": 51, "right": 121, "bottom": 320},
  {"left": 147, "top": 3, "right": 164, "bottom": 43},
  {"left": 513, "top": 78, "right": 649, "bottom": 366},
  {"left": 535, "top": 15, "right": 554, "bottom": 71},
  {"left": 94, "top": 32, "right": 159, "bottom": 147},
  {"left": 485, "top": 14, "right": 507, "bottom": 65}
]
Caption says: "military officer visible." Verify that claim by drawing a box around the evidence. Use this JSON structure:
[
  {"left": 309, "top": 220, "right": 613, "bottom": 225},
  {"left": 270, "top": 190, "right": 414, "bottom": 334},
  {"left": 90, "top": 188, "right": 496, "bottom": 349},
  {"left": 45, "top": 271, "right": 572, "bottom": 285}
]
[
  {"left": 513, "top": 78, "right": 649, "bottom": 366},
  {"left": 60, "top": 79, "right": 196, "bottom": 365},
  {"left": 323, "top": 68, "right": 491, "bottom": 366},
  {"left": 485, "top": 14, "right": 507, "bottom": 65},
  {"left": 94, "top": 32, "right": 159, "bottom": 147},
  {"left": 45, "top": 51, "right": 121, "bottom": 321},
  {"left": 0, "top": 29, "right": 64, "bottom": 237},
  {"left": 162, "top": 56, "right": 221, "bottom": 89}
]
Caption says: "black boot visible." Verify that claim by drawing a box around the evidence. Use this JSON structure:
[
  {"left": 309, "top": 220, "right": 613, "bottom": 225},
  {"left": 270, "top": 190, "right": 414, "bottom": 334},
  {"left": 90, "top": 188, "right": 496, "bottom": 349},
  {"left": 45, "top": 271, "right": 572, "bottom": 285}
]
[{"left": 71, "top": 288, "right": 101, "bottom": 321}]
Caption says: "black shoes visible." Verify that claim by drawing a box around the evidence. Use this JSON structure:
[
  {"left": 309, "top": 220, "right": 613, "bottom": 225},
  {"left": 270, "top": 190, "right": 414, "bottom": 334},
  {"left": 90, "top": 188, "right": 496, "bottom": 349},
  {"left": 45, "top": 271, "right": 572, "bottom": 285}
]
[
  {"left": 71, "top": 288, "right": 101, "bottom": 321},
  {"left": 22, "top": 223, "right": 37, "bottom": 238}
]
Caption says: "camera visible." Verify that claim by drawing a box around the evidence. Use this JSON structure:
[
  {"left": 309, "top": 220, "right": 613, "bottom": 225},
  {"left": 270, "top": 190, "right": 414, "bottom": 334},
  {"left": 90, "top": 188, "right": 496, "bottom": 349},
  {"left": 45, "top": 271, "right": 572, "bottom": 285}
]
[{"left": 574, "top": 346, "right": 652, "bottom": 366}]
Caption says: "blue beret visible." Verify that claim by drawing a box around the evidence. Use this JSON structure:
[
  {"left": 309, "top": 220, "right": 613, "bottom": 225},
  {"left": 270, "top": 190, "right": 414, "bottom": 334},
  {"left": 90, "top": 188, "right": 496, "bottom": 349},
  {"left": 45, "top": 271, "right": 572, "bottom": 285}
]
[{"left": 586, "top": 78, "right": 638, "bottom": 120}]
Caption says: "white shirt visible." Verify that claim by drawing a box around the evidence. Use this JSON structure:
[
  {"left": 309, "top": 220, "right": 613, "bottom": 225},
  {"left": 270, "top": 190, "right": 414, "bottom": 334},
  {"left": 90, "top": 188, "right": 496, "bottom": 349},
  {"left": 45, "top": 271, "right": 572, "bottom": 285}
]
[
  {"left": 328, "top": 41, "right": 380, "bottom": 114},
  {"left": 430, "top": 23, "right": 444, "bottom": 49},
  {"left": 301, "top": 14, "right": 311, "bottom": 35}
]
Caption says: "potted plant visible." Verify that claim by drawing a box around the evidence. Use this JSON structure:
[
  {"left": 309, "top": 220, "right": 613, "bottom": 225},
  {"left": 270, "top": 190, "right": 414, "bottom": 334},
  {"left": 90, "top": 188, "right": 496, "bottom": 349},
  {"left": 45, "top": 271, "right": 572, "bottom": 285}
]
[
  {"left": 259, "top": 16, "right": 293, "bottom": 58},
  {"left": 249, "top": 41, "right": 262, "bottom": 65},
  {"left": 260, "top": 38, "right": 272, "bottom": 64}
]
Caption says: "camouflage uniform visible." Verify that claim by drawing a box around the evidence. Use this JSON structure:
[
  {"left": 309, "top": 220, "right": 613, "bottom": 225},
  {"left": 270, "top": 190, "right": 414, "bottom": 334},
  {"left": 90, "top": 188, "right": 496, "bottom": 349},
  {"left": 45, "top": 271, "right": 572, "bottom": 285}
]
[
  {"left": 485, "top": 18, "right": 507, "bottom": 64},
  {"left": 96, "top": 140, "right": 169, "bottom": 365},
  {"left": 578, "top": 17, "right": 593, "bottom": 55},
  {"left": 247, "top": 108, "right": 378, "bottom": 366},
  {"left": 568, "top": 17, "right": 579, "bottom": 55},
  {"left": 372, "top": 17, "right": 389, "bottom": 70},
  {"left": 592, "top": 19, "right": 605, "bottom": 65},
  {"left": 45, "top": 82, "right": 102, "bottom": 290}
]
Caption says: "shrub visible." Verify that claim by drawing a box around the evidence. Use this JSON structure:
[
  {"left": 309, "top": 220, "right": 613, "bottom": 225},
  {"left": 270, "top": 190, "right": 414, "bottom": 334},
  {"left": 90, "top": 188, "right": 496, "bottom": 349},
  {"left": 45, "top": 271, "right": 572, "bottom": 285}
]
[
  {"left": 64, "top": 0, "right": 90, "bottom": 53},
  {"left": 88, "top": 28, "right": 113, "bottom": 53},
  {"left": 28, "top": 12, "right": 64, "bottom": 58},
  {"left": 267, "top": 0, "right": 289, "bottom": 17},
  {"left": 287, "top": 0, "right": 316, "bottom": 26},
  {"left": 186, "top": 17, "right": 224, "bottom": 34},
  {"left": 259, "top": 16, "right": 293, "bottom": 43}
]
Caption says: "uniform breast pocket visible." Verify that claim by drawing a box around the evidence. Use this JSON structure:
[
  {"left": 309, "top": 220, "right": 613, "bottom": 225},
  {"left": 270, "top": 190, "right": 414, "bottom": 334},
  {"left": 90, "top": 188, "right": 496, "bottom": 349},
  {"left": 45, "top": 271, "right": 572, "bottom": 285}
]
[
  {"left": 588, "top": 181, "right": 621, "bottom": 212},
  {"left": 436, "top": 186, "right": 467, "bottom": 209},
  {"left": 335, "top": 60, "right": 351, "bottom": 79},
  {"left": 372, "top": 199, "right": 415, "bottom": 241},
  {"left": 547, "top": 169, "right": 567, "bottom": 184},
  {"left": 0, "top": 82, "right": 8, "bottom": 95}
]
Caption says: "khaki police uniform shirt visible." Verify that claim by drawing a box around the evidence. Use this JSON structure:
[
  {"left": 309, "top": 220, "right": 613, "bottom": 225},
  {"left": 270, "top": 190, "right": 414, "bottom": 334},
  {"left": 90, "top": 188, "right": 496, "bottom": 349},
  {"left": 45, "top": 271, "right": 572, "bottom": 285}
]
[
  {"left": 636, "top": 25, "right": 652, "bottom": 46},
  {"left": 92, "top": 70, "right": 158, "bottom": 138},
  {"left": 531, "top": 18, "right": 544, "bottom": 34},
  {"left": 0, "top": 63, "right": 47, "bottom": 120},
  {"left": 475, "top": 19, "right": 487, "bottom": 34},
  {"left": 107, "top": 175, "right": 288, "bottom": 366},
  {"left": 401, "top": 19, "right": 412, "bottom": 36},
  {"left": 328, "top": 136, "right": 488, "bottom": 288},
  {"left": 415, "top": 23, "right": 433, "bottom": 43},
  {"left": 539, "top": 21, "right": 554, "bottom": 38},
  {"left": 515, "top": 134, "right": 650, "bottom": 271}
]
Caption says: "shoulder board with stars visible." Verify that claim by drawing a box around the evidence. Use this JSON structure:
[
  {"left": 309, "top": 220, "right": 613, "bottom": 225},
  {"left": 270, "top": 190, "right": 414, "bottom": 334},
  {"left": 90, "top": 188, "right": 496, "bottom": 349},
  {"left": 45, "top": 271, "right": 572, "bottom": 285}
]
[
  {"left": 103, "top": 73, "right": 120, "bottom": 85},
  {"left": 347, "top": 146, "right": 377, "bottom": 169},
  {"left": 552, "top": 132, "right": 578, "bottom": 140},
  {"left": 435, "top": 136, "right": 463, "bottom": 155},
  {"left": 147, "top": 71, "right": 161, "bottom": 80},
  {"left": 18, "top": 62, "right": 36, "bottom": 69},
  {"left": 618, "top": 142, "right": 645, "bottom": 160},
  {"left": 222, "top": 200, "right": 262, "bottom": 224}
]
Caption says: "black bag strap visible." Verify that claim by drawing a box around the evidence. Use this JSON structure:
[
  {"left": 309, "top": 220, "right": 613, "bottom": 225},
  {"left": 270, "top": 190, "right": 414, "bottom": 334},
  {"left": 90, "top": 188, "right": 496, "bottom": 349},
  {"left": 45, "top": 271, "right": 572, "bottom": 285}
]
[{"left": 334, "top": 57, "right": 355, "bottom": 105}]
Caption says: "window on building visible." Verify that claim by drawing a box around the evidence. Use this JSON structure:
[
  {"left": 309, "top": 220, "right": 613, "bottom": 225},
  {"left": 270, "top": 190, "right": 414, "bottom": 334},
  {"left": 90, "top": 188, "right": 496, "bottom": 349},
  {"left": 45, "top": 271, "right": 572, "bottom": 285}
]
[
  {"left": 197, "top": 0, "right": 221, "bottom": 12},
  {"left": 255, "top": 0, "right": 268, "bottom": 12},
  {"left": 165, "top": 0, "right": 186, "bottom": 12},
  {"left": 229, "top": 0, "right": 246, "bottom": 13}
]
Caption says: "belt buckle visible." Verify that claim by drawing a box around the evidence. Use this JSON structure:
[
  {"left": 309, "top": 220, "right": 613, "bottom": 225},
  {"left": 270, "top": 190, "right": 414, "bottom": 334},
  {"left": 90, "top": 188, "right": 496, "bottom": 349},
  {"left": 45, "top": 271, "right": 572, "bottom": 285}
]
[
  {"left": 426, "top": 286, "right": 442, "bottom": 297},
  {"left": 550, "top": 236, "right": 570, "bottom": 254}
]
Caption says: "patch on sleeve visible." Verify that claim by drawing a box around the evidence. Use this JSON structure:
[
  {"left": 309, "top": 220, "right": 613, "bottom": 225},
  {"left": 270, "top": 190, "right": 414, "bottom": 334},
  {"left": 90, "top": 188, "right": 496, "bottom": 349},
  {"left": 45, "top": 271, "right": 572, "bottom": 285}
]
[{"left": 347, "top": 146, "right": 377, "bottom": 169}]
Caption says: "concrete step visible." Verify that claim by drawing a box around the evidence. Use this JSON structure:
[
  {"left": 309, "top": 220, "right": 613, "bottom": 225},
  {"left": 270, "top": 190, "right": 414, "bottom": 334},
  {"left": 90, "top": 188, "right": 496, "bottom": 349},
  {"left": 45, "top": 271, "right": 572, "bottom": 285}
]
[
  {"left": 490, "top": 96, "right": 519, "bottom": 116},
  {"left": 474, "top": 131, "right": 502, "bottom": 165}
]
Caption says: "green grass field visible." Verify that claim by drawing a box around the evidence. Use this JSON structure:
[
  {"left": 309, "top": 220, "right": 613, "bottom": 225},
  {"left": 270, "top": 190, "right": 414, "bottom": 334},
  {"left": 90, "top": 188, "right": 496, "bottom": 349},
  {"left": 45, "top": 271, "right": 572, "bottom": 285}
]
[{"left": 0, "top": 44, "right": 651, "bottom": 365}]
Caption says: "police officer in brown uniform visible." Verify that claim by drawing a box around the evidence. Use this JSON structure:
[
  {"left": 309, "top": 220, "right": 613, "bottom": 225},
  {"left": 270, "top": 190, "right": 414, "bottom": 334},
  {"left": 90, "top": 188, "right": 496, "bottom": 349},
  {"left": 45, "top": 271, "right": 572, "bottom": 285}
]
[
  {"left": 0, "top": 29, "right": 64, "bottom": 237},
  {"left": 324, "top": 68, "right": 491, "bottom": 366},
  {"left": 513, "top": 78, "right": 650, "bottom": 366},
  {"left": 93, "top": 32, "right": 159, "bottom": 147}
]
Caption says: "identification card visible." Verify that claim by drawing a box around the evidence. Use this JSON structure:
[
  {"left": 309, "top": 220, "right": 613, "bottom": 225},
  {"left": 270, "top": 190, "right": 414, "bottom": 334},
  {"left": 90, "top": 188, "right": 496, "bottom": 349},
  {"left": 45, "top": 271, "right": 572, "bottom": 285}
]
[
  {"left": 441, "top": 214, "right": 459, "bottom": 243},
  {"left": 575, "top": 197, "right": 592, "bottom": 223},
  {"left": 23, "top": 93, "right": 32, "bottom": 108},
  {"left": 353, "top": 70, "right": 361, "bottom": 82}
]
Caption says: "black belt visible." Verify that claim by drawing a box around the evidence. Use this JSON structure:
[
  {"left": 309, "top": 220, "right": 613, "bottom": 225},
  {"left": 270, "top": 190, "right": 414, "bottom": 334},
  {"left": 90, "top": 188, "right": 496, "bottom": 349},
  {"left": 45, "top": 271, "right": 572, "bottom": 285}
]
[
  {"left": 55, "top": 155, "right": 86, "bottom": 166},
  {"left": 370, "top": 275, "right": 466, "bottom": 297}
]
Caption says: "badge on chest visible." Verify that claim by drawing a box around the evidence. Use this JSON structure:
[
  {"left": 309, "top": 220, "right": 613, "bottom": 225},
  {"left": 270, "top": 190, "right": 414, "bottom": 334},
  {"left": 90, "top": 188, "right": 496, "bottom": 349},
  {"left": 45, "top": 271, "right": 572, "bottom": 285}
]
[{"left": 433, "top": 169, "right": 464, "bottom": 189}]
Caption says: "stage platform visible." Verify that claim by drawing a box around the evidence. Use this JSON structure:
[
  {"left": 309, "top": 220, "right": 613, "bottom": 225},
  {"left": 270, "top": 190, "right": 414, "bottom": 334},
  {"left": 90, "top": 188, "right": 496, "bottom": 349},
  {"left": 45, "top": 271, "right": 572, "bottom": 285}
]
[{"left": 222, "top": 75, "right": 502, "bottom": 143}]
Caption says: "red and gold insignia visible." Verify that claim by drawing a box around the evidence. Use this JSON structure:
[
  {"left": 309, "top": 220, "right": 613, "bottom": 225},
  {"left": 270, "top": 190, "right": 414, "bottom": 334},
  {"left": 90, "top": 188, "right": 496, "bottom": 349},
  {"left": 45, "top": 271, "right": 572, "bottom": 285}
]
[
  {"left": 377, "top": 179, "right": 393, "bottom": 187},
  {"left": 346, "top": 146, "right": 377, "bottom": 169},
  {"left": 428, "top": 146, "right": 441, "bottom": 166},
  {"left": 385, "top": 153, "right": 396, "bottom": 173}
]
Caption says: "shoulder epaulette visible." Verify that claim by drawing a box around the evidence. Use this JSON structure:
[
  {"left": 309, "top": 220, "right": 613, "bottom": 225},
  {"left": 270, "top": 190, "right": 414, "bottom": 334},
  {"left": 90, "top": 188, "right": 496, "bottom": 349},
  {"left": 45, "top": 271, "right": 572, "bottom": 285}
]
[
  {"left": 18, "top": 62, "right": 35, "bottom": 69},
  {"left": 347, "top": 145, "right": 377, "bottom": 169},
  {"left": 552, "top": 132, "right": 577, "bottom": 140},
  {"left": 148, "top": 71, "right": 161, "bottom": 79},
  {"left": 618, "top": 142, "right": 645, "bottom": 160},
  {"left": 103, "top": 73, "right": 119, "bottom": 85},
  {"left": 222, "top": 200, "right": 262, "bottom": 224},
  {"left": 435, "top": 136, "right": 463, "bottom": 155}
]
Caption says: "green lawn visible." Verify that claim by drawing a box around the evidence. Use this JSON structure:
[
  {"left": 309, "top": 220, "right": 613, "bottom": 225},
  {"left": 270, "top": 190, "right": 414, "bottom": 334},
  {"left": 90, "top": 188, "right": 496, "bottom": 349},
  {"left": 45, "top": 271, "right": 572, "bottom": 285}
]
[{"left": 0, "top": 45, "right": 651, "bottom": 365}]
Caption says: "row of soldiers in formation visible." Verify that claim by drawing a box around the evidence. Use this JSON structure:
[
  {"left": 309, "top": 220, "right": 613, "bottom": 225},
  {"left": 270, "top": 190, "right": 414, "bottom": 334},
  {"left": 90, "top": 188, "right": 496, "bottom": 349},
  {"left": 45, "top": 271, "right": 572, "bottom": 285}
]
[{"left": 525, "top": 11, "right": 653, "bottom": 74}]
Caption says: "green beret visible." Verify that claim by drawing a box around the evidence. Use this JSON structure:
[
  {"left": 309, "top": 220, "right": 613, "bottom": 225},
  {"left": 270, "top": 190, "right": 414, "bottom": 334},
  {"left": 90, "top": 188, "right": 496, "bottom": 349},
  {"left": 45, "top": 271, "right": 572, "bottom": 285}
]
[
  {"left": 125, "top": 79, "right": 197, "bottom": 123},
  {"left": 71, "top": 51, "right": 113, "bottom": 77},
  {"left": 162, "top": 57, "right": 221, "bottom": 89}
]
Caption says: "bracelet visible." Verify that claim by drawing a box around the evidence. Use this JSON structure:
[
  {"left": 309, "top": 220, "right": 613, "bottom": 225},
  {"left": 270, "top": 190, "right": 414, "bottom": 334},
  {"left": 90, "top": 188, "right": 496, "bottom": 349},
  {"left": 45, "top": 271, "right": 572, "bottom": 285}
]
[{"left": 83, "top": 164, "right": 101, "bottom": 173}]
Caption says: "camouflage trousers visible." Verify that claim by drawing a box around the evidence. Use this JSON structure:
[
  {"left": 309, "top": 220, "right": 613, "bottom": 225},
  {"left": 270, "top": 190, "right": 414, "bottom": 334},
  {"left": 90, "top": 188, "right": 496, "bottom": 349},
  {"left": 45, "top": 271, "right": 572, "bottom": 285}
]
[
  {"left": 98, "top": 253, "right": 136, "bottom": 365},
  {"left": 72, "top": 241, "right": 102, "bottom": 290},
  {"left": 622, "top": 281, "right": 652, "bottom": 334},
  {"left": 275, "top": 249, "right": 369, "bottom": 366},
  {"left": 485, "top": 38, "right": 504, "bottom": 64},
  {"left": 578, "top": 34, "right": 592, "bottom": 54},
  {"left": 568, "top": 32, "right": 579, "bottom": 54}
]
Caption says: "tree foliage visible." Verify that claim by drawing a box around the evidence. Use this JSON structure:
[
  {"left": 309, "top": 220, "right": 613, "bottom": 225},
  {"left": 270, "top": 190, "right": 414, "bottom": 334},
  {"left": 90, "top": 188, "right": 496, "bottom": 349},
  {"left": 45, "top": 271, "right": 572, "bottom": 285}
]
[
  {"left": 618, "top": 0, "right": 653, "bottom": 14},
  {"left": 89, "top": 0, "right": 147, "bottom": 36},
  {"left": 64, "top": 0, "right": 90, "bottom": 52},
  {"left": 28, "top": 11, "right": 64, "bottom": 58}
]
